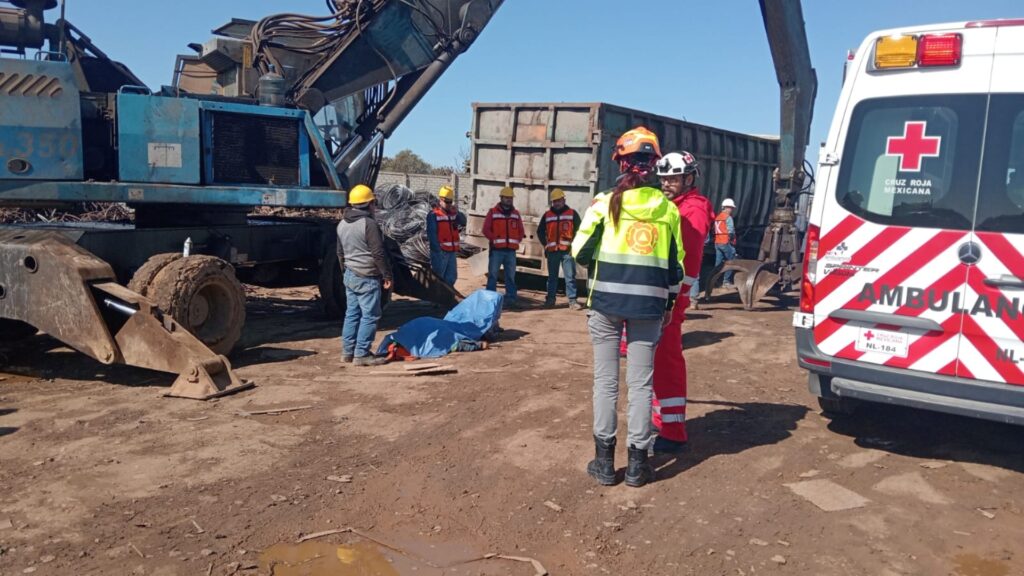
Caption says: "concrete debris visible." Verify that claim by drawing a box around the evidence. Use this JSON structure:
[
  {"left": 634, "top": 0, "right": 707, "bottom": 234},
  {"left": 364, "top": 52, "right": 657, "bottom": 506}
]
[
  {"left": 785, "top": 479, "right": 870, "bottom": 512},
  {"left": 543, "top": 501, "right": 563, "bottom": 513}
]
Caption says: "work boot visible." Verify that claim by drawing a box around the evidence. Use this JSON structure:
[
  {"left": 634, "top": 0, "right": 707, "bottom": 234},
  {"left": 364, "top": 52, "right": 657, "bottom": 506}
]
[
  {"left": 544, "top": 298, "right": 555, "bottom": 308},
  {"left": 586, "top": 436, "right": 617, "bottom": 486},
  {"left": 652, "top": 435, "right": 688, "bottom": 455},
  {"left": 569, "top": 299, "right": 584, "bottom": 311},
  {"left": 625, "top": 445, "right": 655, "bottom": 487},
  {"left": 354, "top": 355, "right": 387, "bottom": 367},
  {"left": 342, "top": 354, "right": 354, "bottom": 363}
]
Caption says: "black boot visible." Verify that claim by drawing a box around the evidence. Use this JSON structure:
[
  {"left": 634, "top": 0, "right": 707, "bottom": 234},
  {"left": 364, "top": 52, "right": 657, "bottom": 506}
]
[
  {"left": 625, "top": 445, "right": 655, "bottom": 487},
  {"left": 586, "top": 436, "right": 616, "bottom": 486}
]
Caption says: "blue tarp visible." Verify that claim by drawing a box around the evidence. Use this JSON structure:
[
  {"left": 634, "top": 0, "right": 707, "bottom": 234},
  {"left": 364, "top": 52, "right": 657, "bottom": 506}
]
[{"left": 376, "top": 290, "right": 504, "bottom": 358}]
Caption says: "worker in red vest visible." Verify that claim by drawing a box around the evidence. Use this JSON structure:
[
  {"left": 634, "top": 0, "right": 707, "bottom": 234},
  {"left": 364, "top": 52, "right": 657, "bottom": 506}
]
[
  {"left": 650, "top": 152, "right": 714, "bottom": 454},
  {"left": 536, "top": 188, "right": 583, "bottom": 310},
  {"left": 426, "top": 185, "right": 466, "bottom": 285},
  {"left": 482, "top": 186, "right": 524, "bottom": 308},
  {"left": 714, "top": 198, "right": 738, "bottom": 287}
]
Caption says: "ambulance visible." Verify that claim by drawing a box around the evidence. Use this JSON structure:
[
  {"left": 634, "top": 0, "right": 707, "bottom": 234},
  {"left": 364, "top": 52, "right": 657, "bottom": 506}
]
[{"left": 794, "top": 19, "right": 1024, "bottom": 424}]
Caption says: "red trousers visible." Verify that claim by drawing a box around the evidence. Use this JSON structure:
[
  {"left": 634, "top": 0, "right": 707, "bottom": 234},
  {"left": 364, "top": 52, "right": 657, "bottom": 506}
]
[{"left": 652, "top": 297, "right": 688, "bottom": 442}]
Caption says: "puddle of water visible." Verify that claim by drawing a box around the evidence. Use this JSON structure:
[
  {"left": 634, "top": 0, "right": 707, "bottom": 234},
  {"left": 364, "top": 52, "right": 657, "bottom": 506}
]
[
  {"left": 260, "top": 540, "right": 403, "bottom": 576},
  {"left": 953, "top": 554, "right": 1010, "bottom": 576}
]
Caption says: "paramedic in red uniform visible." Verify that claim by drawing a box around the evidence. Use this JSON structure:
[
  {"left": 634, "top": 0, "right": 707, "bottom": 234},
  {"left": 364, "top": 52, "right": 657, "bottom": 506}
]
[{"left": 651, "top": 152, "right": 714, "bottom": 454}]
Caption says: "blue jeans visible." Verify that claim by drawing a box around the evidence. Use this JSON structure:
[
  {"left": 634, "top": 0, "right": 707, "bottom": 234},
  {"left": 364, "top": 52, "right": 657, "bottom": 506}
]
[
  {"left": 341, "top": 269, "right": 382, "bottom": 358},
  {"left": 715, "top": 244, "right": 737, "bottom": 284},
  {"left": 486, "top": 248, "right": 517, "bottom": 302},
  {"left": 545, "top": 251, "right": 578, "bottom": 302},
  {"left": 430, "top": 250, "right": 458, "bottom": 285}
]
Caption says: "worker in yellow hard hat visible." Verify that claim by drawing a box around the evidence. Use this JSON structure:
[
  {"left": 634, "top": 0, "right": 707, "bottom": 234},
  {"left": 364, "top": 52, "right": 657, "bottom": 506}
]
[
  {"left": 482, "top": 186, "right": 523, "bottom": 308},
  {"left": 536, "top": 188, "right": 582, "bottom": 310},
  {"left": 426, "top": 184, "right": 466, "bottom": 286},
  {"left": 337, "top": 184, "right": 391, "bottom": 366}
]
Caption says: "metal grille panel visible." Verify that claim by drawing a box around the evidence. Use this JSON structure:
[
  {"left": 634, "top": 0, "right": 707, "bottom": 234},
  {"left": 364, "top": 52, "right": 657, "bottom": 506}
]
[{"left": 210, "top": 112, "right": 299, "bottom": 186}]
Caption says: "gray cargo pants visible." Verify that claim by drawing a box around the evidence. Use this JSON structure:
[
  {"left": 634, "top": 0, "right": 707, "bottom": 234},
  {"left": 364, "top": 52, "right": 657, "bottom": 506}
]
[{"left": 587, "top": 310, "right": 662, "bottom": 450}]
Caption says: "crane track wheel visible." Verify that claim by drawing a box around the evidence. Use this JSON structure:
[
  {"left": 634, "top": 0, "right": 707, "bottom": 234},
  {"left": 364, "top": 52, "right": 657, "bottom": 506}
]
[{"left": 130, "top": 254, "right": 245, "bottom": 355}]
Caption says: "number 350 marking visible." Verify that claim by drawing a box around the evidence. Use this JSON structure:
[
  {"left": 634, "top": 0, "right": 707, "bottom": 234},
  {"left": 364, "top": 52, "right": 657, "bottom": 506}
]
[{"left": 0, "top": 131, "right": 79, "bottom": 159}]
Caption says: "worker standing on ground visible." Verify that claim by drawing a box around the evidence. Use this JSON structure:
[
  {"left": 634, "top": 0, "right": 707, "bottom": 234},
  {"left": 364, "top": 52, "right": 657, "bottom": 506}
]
[
  {"left": 426, "top": 185, "right": 465, "bottom": 286},
  {"left": 714, "top": 198, "right": 738, "bottom": 287},
  {"left": 536, "top": 188, "right": 583, "bottom": 310},
  {"left": 337, "top": 184, "right": 392, "bottom": 366},
  {"left": 650, "top": 152, "right": 714, "bottom": 454},
  {"left": 572, "top": 127, "right": 684, "bottom": 488},
  {"left": 482, "top": 186, "right": 523, "bottom": 309}
]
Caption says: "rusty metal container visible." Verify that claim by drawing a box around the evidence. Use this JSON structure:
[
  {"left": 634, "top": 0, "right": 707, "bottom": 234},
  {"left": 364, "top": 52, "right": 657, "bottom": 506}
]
[{"left": 465, "top": 102, "right": 780, "bottom": 275}]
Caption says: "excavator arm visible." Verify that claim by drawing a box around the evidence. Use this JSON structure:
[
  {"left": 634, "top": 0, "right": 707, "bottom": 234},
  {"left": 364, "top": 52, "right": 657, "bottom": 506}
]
[{"left": 711, "top": 0, "right": 818, "bottom": 309}]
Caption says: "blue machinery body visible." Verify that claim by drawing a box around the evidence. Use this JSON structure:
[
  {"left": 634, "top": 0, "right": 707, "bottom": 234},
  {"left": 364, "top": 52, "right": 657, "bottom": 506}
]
[{"left": 0, "top": 0, "right": 503, "bottom": 393}]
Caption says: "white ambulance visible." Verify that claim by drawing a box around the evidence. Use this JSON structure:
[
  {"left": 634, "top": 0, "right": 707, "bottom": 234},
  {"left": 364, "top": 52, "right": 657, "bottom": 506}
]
[{"left": 795, "top": 19, "right": 1024, "bottom": 423}]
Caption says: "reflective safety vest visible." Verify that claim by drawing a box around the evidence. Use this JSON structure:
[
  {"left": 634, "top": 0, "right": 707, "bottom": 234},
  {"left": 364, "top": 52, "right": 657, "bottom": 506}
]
[
  {"left": 487, "top": 206, "right": 523, "bottom": 250},
  {"left": 432, "top": 206, "right": 460, "bottom": 252},
  {"left": 714, "top": 212, "right": 734, "bottom": 245},
  {"left": 571, "top": 187, "right": 684, "bottom": 320},
  {"left": 541, "top": 208, "right": 576, "bottom": 252}
]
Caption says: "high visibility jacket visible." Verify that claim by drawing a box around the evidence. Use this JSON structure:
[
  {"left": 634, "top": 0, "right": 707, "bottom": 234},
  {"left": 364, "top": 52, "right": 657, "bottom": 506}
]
[
  {"left": 431, "top": 206, "right": 460, "bottom": 252},
  {"left": 571, "top": 187, "right": 684, "bottom": 320},
  {"left": 713, "top": 212, "right": 735, "bottom": 245},
  {"left": 540, "top": 207, "right": 578, "bottom": 252},
  {"left": 483, "top": 205, "right": 524, "bottom": 250}
]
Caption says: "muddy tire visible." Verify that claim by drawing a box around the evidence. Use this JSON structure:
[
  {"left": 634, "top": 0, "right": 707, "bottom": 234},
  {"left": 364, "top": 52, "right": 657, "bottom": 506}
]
[
  {"left": 0, "top": 319, "right": 37, "bottom": 341},
  {"left": 317, "top": 254, "right": 392, "bottom": 319},
  {"left": 318, "top": 252, "right": 346, "bottom": 319},
  {"left": 127, "top": 253, "right": 182, "bottom": 296},
  {"left": 146, "top": 255, "right": 246, "bottom": 355}
]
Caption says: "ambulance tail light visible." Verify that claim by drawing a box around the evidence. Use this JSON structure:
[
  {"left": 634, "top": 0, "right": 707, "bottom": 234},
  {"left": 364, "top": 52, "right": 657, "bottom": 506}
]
[
  {"left": 800, "top": 224, "right": 820, "bottom": 314},
  {"left": 917, "top": 33, "right": 962, "bottom": 67}
]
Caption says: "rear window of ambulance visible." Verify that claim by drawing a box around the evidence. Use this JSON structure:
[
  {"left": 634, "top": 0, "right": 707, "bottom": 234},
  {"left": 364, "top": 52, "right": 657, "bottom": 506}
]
[
  {"left": 976, "top": 94, "right": 1024, "bottom": 234},
  {"left": 835, "top": 95, "right": 985, "bottom": 230}
]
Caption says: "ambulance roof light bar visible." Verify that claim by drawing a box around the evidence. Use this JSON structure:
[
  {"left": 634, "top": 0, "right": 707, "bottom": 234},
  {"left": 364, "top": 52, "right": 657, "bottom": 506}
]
[{"left": 874, "top": 33, "right": 961, "bottom": 70}]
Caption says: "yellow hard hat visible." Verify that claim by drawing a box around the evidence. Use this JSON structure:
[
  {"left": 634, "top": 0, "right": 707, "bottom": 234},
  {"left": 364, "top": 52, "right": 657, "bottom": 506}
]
[
  {"left": 439, "top": 185, "right": 454, "bottom": 200},
  {"left": 550, "top": 188, "right": 565, "bottom": 201},
  {"left": 348, "top": 184, "right": 375, "bottom": 205},
  {"left": 499, "top": 186, "right": 515, "bottom": 198}
]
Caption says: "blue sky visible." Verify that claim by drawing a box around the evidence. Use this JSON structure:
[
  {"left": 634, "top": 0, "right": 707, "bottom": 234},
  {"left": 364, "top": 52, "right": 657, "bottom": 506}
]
[{"left": 64, "top": 0, "right": 1021, "bottom": 169}]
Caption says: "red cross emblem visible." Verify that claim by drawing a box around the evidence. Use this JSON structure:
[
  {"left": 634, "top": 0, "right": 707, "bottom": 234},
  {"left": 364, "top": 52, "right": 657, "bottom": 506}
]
[
  {"left": 865, "top": 330, "right": 875, "bottom": 341},
  {"left": 886, "top": 121, "right": 941, "bottom": 172}
]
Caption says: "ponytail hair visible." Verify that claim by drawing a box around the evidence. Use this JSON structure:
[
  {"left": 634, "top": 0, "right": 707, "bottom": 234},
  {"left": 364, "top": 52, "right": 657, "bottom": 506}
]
[{"left": 608, "top": 172, "right": 645, "bottom": 229}]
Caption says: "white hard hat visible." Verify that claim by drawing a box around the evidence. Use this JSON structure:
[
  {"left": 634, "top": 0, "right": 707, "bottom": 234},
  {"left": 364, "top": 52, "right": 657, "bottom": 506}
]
[
  {"left": 722, "top": 198, "right": 736, "bottom": 209},
  {"left": 656, "top": 151, "right": 700, "bottom": 178}
]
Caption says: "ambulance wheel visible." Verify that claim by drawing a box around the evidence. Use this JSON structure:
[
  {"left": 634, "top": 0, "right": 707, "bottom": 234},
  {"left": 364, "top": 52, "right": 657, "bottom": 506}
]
[
  {"left": 817, "top": 396, "right": 858, "bottom": 417},
  {"left": 144, "top": 255, "right": 246, "bottom": 355}
]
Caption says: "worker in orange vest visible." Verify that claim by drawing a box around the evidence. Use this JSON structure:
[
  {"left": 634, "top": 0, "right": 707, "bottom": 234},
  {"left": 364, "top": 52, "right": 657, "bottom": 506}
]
[
  {"left": 426, "top": 185, "right": 466, "bottom": 285},
  {"left": 536, "top": 188, "right": 583, "bottom": 310},
  {"left": 713, "top": 198, "right": 738, "bottom": 287},
  {"left": 482, "top": 186, "right": 524, "bottom": 308}
]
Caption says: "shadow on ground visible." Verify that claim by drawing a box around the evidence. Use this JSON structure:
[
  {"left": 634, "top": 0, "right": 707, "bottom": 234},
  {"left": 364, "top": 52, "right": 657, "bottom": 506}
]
[
  {"left": 654, "top": 400, "right": 809, "bottom": 481},
  {"left": 682, "top": 330, "right": 735, "bottom": 350},
  {"left": 825, "top": 403, "right": 1024, "bottom": 473}
]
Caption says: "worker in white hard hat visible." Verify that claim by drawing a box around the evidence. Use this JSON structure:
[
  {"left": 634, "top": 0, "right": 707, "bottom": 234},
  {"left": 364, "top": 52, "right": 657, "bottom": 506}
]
[
  {"left": 713, "top": 198, "right": 738, "bottom": 287},
  {"left": 536, "top": 188, "right": 583, "bottom": 310},
  {"left": 426, "top": 185, "right": 466, "bottom": 286}
]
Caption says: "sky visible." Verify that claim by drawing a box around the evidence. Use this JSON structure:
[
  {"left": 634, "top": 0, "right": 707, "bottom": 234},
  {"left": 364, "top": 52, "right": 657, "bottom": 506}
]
[{"left": 60, "top": 0, "right": 1023, "bottom": 170}]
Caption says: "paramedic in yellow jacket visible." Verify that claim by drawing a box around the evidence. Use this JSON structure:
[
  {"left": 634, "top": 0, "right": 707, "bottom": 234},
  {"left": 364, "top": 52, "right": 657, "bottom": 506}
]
[{"left": 571, "top": 127, "right": 684, "bottom": 488}]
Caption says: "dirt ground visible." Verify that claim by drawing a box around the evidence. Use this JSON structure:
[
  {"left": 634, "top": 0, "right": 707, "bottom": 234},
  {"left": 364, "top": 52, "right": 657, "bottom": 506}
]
[{"left": 2, "top": 261, "right": 1023, "bottom": 576}]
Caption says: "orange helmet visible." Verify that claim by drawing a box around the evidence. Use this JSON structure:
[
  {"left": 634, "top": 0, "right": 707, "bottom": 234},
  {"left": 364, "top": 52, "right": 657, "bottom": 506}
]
[{"left": 612, "top": 127, "right": 662, "bottom": 162}]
